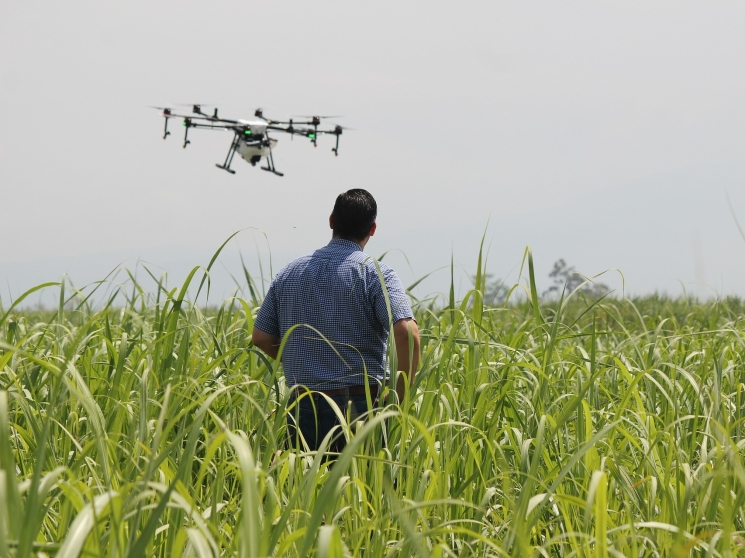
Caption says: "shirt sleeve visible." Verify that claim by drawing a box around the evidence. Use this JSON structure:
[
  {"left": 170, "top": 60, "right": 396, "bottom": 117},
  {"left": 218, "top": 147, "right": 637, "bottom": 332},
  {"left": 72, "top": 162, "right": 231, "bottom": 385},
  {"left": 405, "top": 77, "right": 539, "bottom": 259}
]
[
  {"left": 254, "top": 280, "right": 281, "bottom": 337},
  {"left": 371, "top": 263, "right": 415, "bottom": 328}
]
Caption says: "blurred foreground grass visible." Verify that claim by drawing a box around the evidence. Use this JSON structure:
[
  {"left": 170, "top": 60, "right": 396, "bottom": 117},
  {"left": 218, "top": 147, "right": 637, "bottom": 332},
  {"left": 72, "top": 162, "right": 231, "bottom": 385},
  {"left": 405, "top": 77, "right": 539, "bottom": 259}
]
[{"left": 0, "top": 251, "right": 744, "bottom": 557}]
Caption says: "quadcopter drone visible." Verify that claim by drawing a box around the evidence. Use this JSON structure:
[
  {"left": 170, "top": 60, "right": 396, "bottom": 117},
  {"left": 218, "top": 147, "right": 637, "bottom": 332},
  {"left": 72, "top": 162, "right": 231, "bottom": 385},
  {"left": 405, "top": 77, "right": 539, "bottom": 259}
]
[{"left": 152, "top": 104, "right": 345, "bottom": 176}]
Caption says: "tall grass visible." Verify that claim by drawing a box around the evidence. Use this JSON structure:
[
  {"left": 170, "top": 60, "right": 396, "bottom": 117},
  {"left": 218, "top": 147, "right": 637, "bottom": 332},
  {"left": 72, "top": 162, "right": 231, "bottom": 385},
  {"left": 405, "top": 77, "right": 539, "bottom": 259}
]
[{"left": 0, "top": 246, "right": 744, "bottom": 557}]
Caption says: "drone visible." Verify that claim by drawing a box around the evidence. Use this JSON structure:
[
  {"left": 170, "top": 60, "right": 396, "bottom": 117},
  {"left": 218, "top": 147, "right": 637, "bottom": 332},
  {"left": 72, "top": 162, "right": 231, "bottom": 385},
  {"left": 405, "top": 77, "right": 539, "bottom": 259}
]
[{"left": 152, "top": 104, "right": 345, "bottom": 176}]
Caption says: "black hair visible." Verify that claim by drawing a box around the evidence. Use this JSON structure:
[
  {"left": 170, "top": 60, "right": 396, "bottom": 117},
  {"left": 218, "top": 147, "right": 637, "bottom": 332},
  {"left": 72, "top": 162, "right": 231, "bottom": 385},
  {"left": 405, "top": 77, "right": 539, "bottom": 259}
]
[{"left": 332, "top": 189, "right": 377, "bottom": 241}]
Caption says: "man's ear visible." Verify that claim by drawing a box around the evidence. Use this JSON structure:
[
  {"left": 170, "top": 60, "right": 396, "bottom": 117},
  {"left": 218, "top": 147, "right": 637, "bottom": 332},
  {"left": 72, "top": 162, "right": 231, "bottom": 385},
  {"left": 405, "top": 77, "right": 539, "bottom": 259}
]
[
  {"left": 329, "top": 214, "right": 334, "bottom": 229},
  {"left": 369, "top": 222, "right": 377, "bottom": 237}
]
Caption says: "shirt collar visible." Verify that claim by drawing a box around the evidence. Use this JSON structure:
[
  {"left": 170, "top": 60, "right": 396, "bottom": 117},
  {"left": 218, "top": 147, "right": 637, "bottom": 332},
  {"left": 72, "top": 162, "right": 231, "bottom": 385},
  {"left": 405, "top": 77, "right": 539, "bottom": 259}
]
[{"left": 328, "top": 237, "right": 363, "bottom": 251}]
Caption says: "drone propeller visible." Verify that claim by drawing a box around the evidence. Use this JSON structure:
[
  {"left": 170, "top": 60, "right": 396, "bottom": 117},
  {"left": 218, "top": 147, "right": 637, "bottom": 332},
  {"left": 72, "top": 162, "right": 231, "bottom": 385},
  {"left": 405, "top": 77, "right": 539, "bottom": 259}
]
[
  {"left": 257, "top": 109, "right": 300, "bottom": 127},
  {"left": 255, "top": 108, "right": 283, "bottom": 121},
  {"left": 171, "top": 103, "right": 219, "bottom": 116},
  {"left": 293, "top": 114, "right": 343, "bottom": 120}
]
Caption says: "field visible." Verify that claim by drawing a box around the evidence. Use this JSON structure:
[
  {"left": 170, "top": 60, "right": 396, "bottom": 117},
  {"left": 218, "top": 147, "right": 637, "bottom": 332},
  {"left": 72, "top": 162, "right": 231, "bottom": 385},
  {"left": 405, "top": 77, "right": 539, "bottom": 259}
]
[{"left": 1, "top": 250, "right": 744, "bottom": 557}]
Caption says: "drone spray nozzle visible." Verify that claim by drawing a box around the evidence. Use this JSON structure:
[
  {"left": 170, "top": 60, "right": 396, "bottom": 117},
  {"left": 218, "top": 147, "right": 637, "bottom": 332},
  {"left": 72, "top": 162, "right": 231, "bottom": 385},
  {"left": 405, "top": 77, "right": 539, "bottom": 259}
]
[
  {"left": 332, "top": 126, "right": 342, "bottom": 155},
  {"left": 162, "top": 108, "right": 172, "bottom": 139},
  {"left": 182, "top": 118, "right": 192, "bottom": 148}
]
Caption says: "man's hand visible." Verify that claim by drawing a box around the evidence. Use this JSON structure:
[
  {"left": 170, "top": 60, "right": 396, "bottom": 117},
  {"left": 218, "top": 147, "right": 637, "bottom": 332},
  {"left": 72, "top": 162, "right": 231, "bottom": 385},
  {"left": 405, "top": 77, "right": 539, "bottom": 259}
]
[
  {"left": 393, "top": 318, "right": 420, "bottom": 402},
  {"left": 252, "top": 327, "right": 282, "bottom": 359}
]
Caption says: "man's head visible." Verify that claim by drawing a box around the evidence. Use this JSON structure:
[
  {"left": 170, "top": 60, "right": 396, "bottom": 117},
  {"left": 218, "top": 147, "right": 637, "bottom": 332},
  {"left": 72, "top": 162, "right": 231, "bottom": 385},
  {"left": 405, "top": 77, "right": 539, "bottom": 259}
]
[{"left": 330, "top": 189, "right": 377, "bottom": 244}]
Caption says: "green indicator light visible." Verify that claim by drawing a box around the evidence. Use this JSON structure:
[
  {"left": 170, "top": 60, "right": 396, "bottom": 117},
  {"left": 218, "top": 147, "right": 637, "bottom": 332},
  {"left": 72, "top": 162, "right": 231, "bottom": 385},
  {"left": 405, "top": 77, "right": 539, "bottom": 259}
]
[
  {"left": 244, "top": 129, "right": 252, "bottom": 135},
  {"left": 183, "top": 122, "right": 187, "bottom": 126},
  {"left": 309, "top": 133, "right": 316, "bottom": 139}
]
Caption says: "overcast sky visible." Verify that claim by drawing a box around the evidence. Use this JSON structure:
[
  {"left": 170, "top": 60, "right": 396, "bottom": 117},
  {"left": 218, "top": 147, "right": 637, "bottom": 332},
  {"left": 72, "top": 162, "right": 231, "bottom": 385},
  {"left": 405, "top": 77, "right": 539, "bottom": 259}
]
[{"left": 2, "top": 1, "right": 745, "bottom": 306}]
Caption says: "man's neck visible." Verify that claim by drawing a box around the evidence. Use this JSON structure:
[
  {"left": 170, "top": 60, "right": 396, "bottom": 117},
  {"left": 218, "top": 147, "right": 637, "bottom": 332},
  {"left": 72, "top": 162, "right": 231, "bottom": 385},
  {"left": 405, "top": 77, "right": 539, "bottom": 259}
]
[{"left": 332, "top": 235, "right": 368, "bottom": 250}]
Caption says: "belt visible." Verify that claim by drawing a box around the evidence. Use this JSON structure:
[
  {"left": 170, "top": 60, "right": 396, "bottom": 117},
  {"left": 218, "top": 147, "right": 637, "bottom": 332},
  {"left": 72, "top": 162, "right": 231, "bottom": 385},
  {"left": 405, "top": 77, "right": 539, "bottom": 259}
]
[{"left": 293, "top": 385, "right": 379, "bottom": 398}]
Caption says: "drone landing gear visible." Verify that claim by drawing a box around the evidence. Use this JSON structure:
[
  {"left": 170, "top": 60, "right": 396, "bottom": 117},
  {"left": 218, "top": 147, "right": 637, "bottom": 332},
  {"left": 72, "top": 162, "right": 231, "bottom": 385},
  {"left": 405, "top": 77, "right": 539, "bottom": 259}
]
[
  {"left": 260, "top": 135, "right": 284, "bottom": 176},
  {"left": 260, "top": 145, "right": 284, "bottom": 177},
  {"left": 215, "top": 165, "right": 236, "bottom": 175},
  {"left": 216, "top": 134, "right": 240, "bottom": 174}
]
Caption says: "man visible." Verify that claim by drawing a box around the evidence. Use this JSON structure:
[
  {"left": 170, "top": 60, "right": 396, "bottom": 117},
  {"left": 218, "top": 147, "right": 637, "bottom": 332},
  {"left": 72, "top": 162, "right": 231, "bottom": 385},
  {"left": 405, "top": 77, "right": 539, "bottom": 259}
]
[{"left": 252, "top": 189, "right": 419, "bottom": 453}]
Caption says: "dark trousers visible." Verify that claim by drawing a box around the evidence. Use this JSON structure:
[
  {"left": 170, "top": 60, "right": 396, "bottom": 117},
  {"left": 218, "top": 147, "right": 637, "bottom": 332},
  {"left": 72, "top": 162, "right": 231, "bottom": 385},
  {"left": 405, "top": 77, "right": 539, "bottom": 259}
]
[{"left": 286, "top": 392, "right": 374, "bottom": 454}]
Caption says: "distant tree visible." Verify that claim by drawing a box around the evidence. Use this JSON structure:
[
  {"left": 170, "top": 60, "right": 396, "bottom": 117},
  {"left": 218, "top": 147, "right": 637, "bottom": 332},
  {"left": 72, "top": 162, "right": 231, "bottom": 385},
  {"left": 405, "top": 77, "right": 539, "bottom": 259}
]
[
  {"left": 543, "top": 259, "right": 609, "bottom": 299},
  {"left": 472, "top": 273, "right": 509, "bottom": 306}
]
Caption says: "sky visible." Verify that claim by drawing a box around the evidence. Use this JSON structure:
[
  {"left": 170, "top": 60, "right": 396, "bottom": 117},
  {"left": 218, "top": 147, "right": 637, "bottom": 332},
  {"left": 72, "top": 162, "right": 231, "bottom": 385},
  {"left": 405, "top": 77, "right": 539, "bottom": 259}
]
[{"left": 2, "top": 1, "right": 745, "bottom": 307}]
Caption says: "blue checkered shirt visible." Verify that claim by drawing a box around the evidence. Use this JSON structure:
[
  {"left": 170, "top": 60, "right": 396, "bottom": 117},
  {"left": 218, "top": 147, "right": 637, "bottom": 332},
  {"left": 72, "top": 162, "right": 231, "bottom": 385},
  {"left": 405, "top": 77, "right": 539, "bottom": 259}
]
[{"left": 254, "top": 238, "right": 414, "bottom": 389}]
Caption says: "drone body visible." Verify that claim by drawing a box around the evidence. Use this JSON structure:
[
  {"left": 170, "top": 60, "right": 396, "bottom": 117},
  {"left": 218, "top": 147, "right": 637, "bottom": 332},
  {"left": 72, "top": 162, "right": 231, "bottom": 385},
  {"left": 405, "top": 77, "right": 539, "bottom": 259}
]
[
  {"left": 233, "top": 121, "right": 276, "bottom": 166},
  {"left": 153, "top": 105, "right": 344, "bottom": 176}
]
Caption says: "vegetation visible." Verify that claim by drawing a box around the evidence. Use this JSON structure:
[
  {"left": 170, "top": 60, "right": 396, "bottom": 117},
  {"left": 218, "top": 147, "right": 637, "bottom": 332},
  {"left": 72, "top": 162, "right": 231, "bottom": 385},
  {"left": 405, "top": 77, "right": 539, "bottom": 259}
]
[
  {"left": 0, "top": 247, "right": 744, "bottom": 557},
  {"left": 543, "top": 259, "right": 610, "bottom": 299}
]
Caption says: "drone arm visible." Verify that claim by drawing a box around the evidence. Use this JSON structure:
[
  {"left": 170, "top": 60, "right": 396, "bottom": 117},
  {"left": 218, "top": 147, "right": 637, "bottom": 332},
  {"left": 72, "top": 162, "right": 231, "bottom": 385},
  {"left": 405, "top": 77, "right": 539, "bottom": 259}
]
[
  {"left": 184, "top": 121, "right": 249, "bottom": 147},
  {"left": 189, "top": 123, "right": 238, "bottom": 131},
  {"left": 266, "top": 124, "right": 295, "bottom": 132},
  {"left": 163, "top": 111, "right": 240, "bottom": 124},
  {"left": 312, "top": 127, "right": 344, "bottom": 155},
  {"left": 314, "top": 128, "right": 343, "bottom": 135}
]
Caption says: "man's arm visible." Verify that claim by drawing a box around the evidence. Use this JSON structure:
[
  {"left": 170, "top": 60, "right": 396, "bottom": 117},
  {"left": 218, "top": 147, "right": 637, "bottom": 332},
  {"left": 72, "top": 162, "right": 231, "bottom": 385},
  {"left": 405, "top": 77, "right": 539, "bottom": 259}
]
[
  {"left": 393, "top": 318, "right": 420, "bottom": 402},
  {"left": 252, "top": 327, "right": 282, "bottom": 360}
]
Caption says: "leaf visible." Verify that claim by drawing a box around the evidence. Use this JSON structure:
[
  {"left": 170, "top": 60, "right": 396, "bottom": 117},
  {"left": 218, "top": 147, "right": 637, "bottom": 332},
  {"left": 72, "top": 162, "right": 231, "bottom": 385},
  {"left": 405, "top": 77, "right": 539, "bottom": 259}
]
[{"left": 57, "top": 491, "right": 118, "bottom": 558}]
